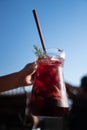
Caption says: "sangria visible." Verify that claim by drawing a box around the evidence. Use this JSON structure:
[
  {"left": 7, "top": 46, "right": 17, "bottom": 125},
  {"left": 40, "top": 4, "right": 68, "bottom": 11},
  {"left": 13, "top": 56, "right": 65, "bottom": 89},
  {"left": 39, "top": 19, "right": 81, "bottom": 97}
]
[{"left": 29, "top": 48, "right": 69, "bottom": 117}]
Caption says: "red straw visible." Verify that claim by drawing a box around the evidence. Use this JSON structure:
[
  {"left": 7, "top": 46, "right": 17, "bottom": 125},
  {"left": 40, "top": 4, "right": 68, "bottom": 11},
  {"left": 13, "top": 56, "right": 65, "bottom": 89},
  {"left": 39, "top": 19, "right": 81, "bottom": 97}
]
[{"left": 32, "top": 9, "right": 46, "bottom": 54}]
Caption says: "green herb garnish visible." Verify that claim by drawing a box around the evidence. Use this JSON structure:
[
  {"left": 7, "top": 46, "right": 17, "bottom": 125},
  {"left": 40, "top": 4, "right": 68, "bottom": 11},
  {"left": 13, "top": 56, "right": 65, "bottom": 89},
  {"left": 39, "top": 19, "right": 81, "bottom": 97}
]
[{"left": 33, "top": 45, "right": 45, "bottom": 59}]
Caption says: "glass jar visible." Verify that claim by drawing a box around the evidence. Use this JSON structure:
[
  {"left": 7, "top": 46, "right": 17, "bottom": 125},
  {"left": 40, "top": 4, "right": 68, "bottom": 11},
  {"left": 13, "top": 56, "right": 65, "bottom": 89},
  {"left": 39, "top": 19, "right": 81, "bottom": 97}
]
[{"left": 29, "top": 48, "right": 69, "bottom": 117}]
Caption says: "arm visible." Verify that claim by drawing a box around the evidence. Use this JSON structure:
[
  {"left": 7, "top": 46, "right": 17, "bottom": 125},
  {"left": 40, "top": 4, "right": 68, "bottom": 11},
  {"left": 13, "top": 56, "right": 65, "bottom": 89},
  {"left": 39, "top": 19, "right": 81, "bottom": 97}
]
[{"left": 0, "top": 62, "right": 37, "bottom": 92}]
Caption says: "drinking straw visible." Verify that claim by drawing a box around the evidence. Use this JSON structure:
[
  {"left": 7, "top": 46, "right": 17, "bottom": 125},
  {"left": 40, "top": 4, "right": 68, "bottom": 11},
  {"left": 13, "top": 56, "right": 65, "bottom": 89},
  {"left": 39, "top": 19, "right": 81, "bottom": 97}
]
[{"left": 32, "top": 9, "right": 46, "bottom": 54}]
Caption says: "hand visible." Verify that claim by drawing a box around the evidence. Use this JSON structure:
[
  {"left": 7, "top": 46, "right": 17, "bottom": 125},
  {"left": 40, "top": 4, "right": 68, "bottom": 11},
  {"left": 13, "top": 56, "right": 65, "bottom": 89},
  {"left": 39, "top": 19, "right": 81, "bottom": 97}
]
[
  {"left": 20, "top": 62, "right": 37, "bottom": 86},
  {"left": 0, "top": 62, "right": 37, "bottom": 92}
]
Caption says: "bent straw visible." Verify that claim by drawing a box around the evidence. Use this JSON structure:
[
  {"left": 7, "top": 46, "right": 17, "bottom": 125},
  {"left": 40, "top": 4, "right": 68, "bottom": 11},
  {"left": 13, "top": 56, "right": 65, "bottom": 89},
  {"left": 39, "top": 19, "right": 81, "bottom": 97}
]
[{"left": 32, "top": 9, "right": 46, "bottom": 54}]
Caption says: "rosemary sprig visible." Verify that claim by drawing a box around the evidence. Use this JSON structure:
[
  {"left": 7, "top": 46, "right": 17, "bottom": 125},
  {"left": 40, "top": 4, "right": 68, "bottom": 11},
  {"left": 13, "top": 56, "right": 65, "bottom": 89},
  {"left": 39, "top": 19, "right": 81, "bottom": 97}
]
[{"left": 33, "top": 45, "right": 45, "bottom": 59}]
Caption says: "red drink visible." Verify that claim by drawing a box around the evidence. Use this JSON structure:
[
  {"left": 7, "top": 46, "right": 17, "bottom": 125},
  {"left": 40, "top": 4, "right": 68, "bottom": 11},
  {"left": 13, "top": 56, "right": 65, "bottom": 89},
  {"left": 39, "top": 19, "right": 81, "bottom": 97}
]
[{"left": 29, "top": 49, "right": 69, "bottom": 117}]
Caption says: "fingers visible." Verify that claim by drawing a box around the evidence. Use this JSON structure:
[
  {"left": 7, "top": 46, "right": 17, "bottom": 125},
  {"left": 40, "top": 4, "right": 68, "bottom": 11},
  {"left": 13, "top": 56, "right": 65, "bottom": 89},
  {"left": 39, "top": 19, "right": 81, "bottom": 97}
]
[
  {"left": 22, "top": 62, "right": 37, "bottom": 75},
  {"left": 21, "top": 62, "right": 37, "bottom": 86},
  {"left": 29, "top": 62, "right": 37, "bottom": 75}
]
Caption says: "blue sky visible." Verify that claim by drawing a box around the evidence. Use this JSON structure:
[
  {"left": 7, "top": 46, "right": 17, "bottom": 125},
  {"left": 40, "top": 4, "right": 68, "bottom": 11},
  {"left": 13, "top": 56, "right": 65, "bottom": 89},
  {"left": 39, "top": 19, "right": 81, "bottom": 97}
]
[{"left": 0, "top": 0, "right": 87, "bottom": 89}]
